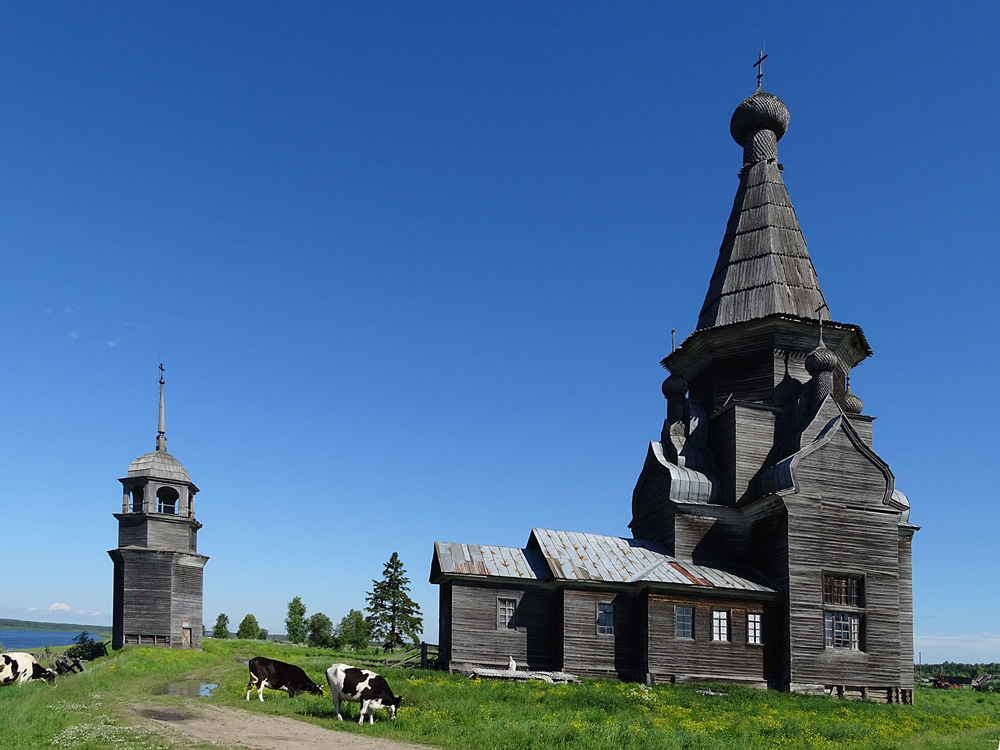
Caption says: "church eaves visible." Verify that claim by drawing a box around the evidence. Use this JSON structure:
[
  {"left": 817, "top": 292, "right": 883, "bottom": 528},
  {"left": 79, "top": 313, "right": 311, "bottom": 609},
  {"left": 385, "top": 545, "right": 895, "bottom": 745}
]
[{"left": 697, "top": 90, "right": 830, "bottom": 330}]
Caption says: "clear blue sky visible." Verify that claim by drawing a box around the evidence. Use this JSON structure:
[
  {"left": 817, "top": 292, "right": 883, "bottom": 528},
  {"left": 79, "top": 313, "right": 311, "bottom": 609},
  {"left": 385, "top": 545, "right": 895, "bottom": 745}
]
[{"left": 2, "top": 2, "right": 997, "bottom": 664}]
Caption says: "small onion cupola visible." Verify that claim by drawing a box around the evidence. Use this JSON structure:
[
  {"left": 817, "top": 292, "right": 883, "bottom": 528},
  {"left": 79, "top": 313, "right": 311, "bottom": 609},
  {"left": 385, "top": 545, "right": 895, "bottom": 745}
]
[
  {"left": 842, "top": 374, "right": 865, "bottom": 415},
  {"left": 730, "top": 89, "right": 790, "bottom": 166},
  {"left": 805, "top": 332, "right": 840, "bottom": 409}
]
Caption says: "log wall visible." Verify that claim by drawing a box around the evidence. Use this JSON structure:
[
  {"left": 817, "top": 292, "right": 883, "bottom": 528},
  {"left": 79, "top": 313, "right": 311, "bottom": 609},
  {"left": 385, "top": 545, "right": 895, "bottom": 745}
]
[
  {"left": 646, "top": 592, "right": 766, "bottom": 686},
  {"left": 561, "top": 588, "right": 641, "bottom": 679},
  {"left": 785, "top": 496, "right": 903, "bottom": 691},
  {"left": 445, "top": 581, "right": 557, "bottom": 673}
]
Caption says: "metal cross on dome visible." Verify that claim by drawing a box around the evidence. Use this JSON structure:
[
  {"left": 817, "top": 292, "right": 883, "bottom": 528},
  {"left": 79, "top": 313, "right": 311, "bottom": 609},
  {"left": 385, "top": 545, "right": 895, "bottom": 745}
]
[{"left": 753, "top": 49, "right": 768, "bottom": 89}]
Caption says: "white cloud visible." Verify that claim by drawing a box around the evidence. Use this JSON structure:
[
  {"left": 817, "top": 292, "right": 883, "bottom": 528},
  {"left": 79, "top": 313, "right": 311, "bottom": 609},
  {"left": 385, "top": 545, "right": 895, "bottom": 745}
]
[
  {"left": 48, "top": 602, "right": 71, "bottom": 613},
  {"left": 103, "top": 339, "right": 119, "bottom": 348},
  {"left": 26, "top": 606, "right": 38, "bottom": 612},
  {"left": 68, "top": 330, "right": 78, "bottom": 339}
]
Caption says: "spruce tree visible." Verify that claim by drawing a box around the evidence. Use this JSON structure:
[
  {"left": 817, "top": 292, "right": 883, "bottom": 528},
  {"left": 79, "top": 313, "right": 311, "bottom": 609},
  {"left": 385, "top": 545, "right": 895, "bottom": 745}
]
[
  {"left": 212, "top": 613, "right": 230, "bottom": 639},
  {"left": 285, "top": 596, "right": 308, "bottom": 644},
  {"left": 237, "top": 613, "right": 261, "bottom": 640},
  {"left": 365, "top": 552, "right": 423, "bottom": 650}
]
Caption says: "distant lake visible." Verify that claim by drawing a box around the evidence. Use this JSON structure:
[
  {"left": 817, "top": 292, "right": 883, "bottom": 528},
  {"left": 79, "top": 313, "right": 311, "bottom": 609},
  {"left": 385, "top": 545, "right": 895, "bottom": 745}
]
[{"left": 0, "top": 629, "right": 88, "bottom": 651}]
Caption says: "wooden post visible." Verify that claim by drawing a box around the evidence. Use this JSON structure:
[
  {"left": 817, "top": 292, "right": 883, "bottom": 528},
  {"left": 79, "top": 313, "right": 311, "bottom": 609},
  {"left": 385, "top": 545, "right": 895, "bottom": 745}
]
[{"left": 421, "top": 642, "right": 428, "bottom": 669}]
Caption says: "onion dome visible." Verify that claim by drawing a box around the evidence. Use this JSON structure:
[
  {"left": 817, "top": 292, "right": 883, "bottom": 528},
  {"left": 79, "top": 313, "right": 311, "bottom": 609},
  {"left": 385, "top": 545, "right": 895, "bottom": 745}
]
[
  {"left": 842, "top": 388, "right": 864, "bottom": 415},
  {"left": 805, "top": 344, "right": 839, "bottom": 375},
  {"left": 662, "top": 374, "right": 688, "bottom": 398},
  {"left": 730, "top": 91, "right": 790, "bottom": 145},
  {"left": 730, "top": 90, "right": 790, "bottom": 165}
]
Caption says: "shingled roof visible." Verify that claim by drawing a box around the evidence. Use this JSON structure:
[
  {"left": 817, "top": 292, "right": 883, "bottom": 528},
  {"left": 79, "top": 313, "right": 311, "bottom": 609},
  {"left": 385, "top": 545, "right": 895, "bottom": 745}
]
[{"left": 697, "top": 90, "right": 830, "bottom": 330}]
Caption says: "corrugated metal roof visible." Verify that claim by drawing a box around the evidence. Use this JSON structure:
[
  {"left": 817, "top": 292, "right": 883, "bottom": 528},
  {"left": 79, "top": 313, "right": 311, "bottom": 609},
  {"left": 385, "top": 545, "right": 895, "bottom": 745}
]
[
  {"left": 528, "top": 528, "right": 772, "bottom": 593},
  {"left": 434, "top": 541, "right": 551, "bottom": 580},
  {"left": 433, "top": 531, "right": 773, "bottom": 593}
]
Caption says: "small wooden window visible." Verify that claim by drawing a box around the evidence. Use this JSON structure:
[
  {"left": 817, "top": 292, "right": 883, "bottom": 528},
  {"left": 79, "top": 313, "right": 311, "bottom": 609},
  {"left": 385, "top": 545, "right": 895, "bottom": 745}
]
[
  {"left": 825, "top": 612, "right": 861, "bottom": 649},
  {"left": 597, "top": 603, "right": 615, "bottom": 635},
  {"left": 747, "top": 613, "right": 763, "bottom": 645},
  {"left": 711, "top": 610, "right": 729, "bottom": 642},
  {"left": 675, "top": 605, "right": 694, "bottom": 639},
  {"left": 497, "top": 598, "right": 517, "bottom": 631},
  {"left": 823, "top": 574, "right": 863, "bottom": 607},
  {"left": 130, "top": 486, "right": 144, "bottom": 513}
]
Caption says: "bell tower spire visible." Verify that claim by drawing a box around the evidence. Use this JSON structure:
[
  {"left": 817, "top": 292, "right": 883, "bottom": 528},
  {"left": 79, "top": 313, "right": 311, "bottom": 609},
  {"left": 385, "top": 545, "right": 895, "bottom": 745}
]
[{"left": 156, "top": 363, "right": 167, "bottom": 452}]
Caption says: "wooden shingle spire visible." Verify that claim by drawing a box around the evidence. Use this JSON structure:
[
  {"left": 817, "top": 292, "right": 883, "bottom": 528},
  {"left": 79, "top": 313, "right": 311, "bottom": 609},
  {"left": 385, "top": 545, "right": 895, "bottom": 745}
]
[{"left": 697, "top": 88, "right": 830, "bottom": 330}]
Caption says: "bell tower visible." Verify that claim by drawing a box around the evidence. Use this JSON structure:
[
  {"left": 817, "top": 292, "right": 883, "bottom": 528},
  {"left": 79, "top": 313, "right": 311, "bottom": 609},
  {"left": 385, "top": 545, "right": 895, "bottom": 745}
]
[{"left": 108, "top": 367, "right": 209, "bottom": 649}]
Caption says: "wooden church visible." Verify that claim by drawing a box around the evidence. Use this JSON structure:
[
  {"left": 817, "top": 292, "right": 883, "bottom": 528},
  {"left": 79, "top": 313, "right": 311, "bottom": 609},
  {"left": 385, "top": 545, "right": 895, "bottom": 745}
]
[
  {"left": 108, "top": 369, "right": 208, "bottom": 650},
  {"left": 431, "top": 85, "right": 917, "bottom": 703}
]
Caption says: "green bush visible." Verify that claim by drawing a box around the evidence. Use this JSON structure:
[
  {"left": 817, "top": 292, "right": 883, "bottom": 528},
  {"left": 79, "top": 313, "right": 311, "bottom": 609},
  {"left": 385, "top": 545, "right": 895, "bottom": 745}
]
[{"left": 64, "top": 632, "right": 106, "bottom": 661}]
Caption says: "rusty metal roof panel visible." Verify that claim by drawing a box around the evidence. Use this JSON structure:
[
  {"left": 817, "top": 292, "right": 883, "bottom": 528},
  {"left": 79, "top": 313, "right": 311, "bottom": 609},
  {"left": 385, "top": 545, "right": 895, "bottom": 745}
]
[
  {"left": 528, "top": 529, "right": 772, "bottom": 592},
  {"left": 434, "top": 541, "right": 552, "bottom": 580}
]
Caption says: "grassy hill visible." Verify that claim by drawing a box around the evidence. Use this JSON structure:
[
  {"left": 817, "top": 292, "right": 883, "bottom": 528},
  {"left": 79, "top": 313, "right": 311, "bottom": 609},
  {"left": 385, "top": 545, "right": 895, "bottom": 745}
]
[{"left": 2, "top": 639, "right": 999, "bottom": 749}]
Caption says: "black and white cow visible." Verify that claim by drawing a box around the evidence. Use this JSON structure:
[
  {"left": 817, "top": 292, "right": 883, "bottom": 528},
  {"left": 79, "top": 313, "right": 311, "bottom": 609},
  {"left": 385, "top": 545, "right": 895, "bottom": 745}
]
[
  {"left": 245, "top": 656, "right": 323, "bottom": 702},
  {"left": 0, "top": 652, "right": 56, "bottom": 686},
  {"left": 326, "top": 663, "right": 402, "bottom": 724}
]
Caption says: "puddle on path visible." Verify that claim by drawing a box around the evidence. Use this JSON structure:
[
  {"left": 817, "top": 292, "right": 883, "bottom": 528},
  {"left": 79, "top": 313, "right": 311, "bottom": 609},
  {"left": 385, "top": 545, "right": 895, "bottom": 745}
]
[{"left": 155, "top": 680, "right": 218, "bottom": 698}]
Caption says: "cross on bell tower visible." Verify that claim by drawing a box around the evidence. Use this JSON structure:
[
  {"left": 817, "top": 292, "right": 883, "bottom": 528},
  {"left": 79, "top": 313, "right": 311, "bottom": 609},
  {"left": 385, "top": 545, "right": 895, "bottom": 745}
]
[{"left": 753, "top": 49, "right": 768, "bottom": 89}]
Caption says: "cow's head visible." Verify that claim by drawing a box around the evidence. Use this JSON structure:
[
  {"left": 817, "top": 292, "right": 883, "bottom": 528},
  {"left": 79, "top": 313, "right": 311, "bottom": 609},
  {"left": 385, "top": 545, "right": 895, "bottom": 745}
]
[
  {"left": 306, "top": 681, "right": 324, "bottom": 697},
  {"left": 387, "top": 695, "right": 402, "bottom": 720},
  {"left": 31, "top": 663, "right": 56, "bottom": 685}
]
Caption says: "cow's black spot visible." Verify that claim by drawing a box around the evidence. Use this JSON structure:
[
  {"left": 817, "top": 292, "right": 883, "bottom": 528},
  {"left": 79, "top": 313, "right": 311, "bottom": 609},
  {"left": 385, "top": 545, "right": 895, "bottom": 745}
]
[{"left": 341, "top": 668, "right": 366, "bottom": 697}]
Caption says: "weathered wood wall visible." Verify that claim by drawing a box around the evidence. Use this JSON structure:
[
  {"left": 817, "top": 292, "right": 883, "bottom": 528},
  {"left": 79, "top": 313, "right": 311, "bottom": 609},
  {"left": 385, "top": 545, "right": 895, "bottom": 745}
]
[
  {"left": 785, "top": 497, "right": 902, "bottom": 692},
  {"left": 745, "top": 498, "right": 791, "bottom": 688},
  {"left": 645, "top": 592, "right": 766, "bottom": 686},
  {"left": 445, "top": 581, "right": 557, "bottom": 673},
  {"left": 147, "top": 517, "right": 196, "bottom": 551},
  {"left": 438, "top": 582, "right": 452, "bottom": 666},
  {"left": 897, "top": 530, "right": 915, "bottom": 688},
  {"left": 561, "top": 588, "right": 641, "bottom": 679},
  {"left": 119, "top": 549, "right": 173, "bottom": 641},
  {"left": 630, "top": 445, "right": 677, "bottom": 551},
  {"left": 172, "top": 554, "right": 206, "bottom": 649}
]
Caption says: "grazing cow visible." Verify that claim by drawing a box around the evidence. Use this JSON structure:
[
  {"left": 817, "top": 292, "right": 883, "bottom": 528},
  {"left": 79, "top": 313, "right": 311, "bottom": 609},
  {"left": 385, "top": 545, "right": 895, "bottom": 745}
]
[
  {"left": 245, "top": 656, "right": 323, "bottom": 702},
  {"left": 0, "top": 653, "right": 56, "bottom": 686},
  {"left": 326, "top": 663, "right": 402, "bottom": 724}
]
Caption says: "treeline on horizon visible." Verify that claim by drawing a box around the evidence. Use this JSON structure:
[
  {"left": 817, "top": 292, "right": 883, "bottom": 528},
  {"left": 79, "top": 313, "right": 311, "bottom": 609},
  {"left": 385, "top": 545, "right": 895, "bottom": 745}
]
[
  {"left": 915, "top": 662, "right": 1000, "bottom": 679},
  {"left": 0, "top": 618, "right": 111, "bottom": 632}
]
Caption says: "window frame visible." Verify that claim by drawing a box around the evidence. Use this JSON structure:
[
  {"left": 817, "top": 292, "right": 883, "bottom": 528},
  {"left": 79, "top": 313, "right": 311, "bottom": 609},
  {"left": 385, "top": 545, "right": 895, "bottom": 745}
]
[
  {"left": 747, "top": 612, "right": 763, "bottom": 645},
  {"left": 824, "top": 611, "right": 863, "bottom": 650},
  {"left": 596, "top": 602, "right": 615, "bottom": 635},
  {"left": 711, "top": 609, "right": 730, "bottom": 642},
  {"left": 675, "top": 604, "right": 694, "bottom": 640},
  {"left": 823, "top": 572, "right": 866, "bottom": 651},
  {"left": 496, "top": 597, "right": 517, "bottom": 632}
]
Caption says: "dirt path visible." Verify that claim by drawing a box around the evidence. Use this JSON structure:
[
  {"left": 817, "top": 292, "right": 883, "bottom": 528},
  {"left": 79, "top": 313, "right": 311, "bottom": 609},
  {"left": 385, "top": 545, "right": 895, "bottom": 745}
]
[{"left": 131, "top": 704, "right": 436, "bottom": 750}]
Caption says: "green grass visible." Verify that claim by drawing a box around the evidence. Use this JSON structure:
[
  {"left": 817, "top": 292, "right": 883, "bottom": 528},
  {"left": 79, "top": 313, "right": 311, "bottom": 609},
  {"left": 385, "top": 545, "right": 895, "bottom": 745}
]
[{"left": 2, "top": 640, "right": 1000, "bottom": 749}]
